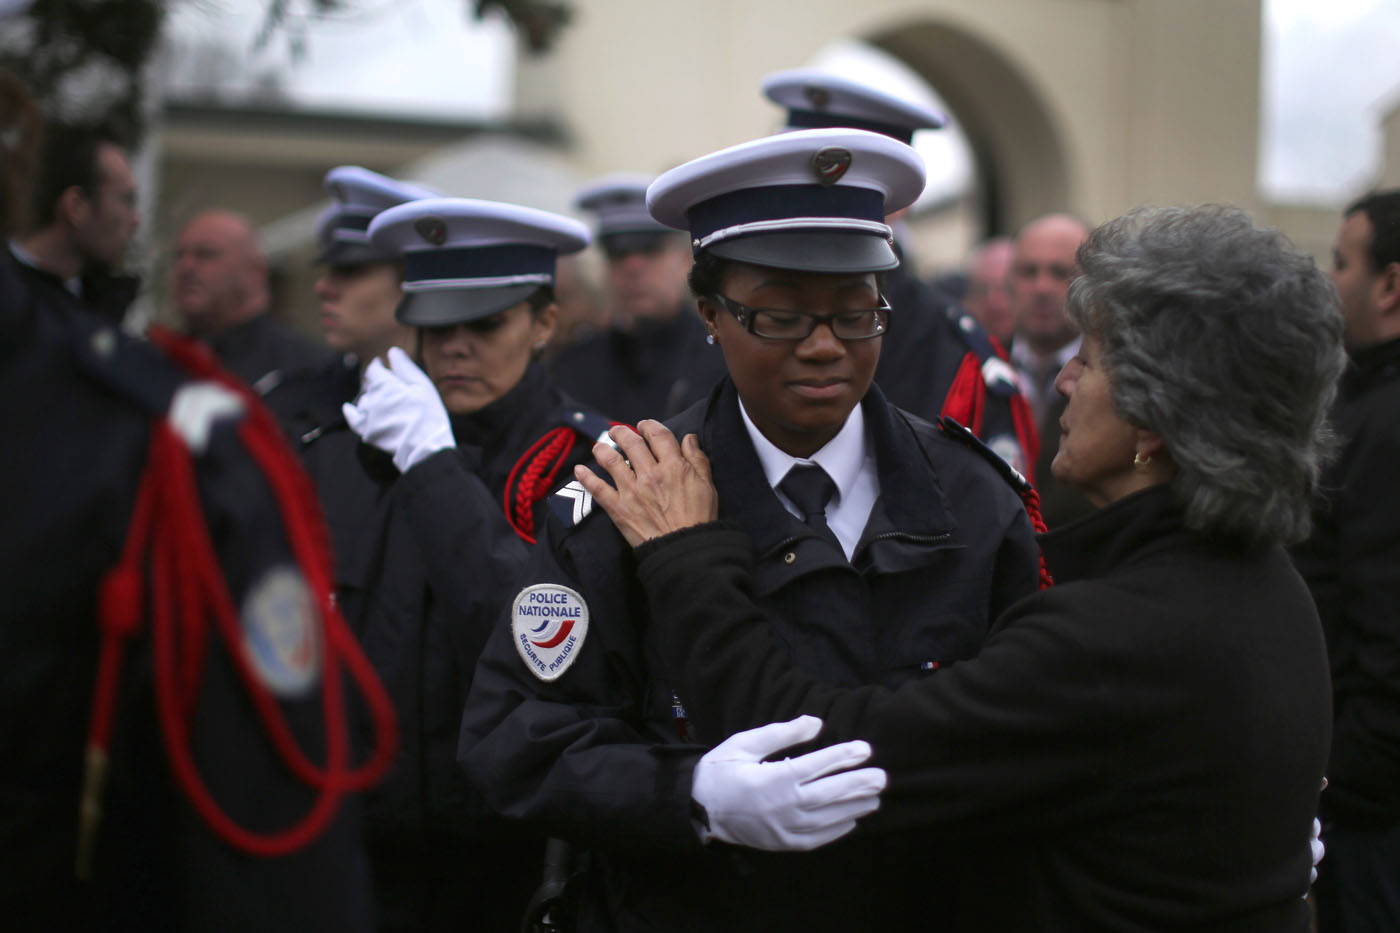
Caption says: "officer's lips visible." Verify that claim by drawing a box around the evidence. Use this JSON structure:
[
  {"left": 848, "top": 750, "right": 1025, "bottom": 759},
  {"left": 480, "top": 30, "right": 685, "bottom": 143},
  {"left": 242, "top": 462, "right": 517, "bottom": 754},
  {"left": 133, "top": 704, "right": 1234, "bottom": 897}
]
[{"left": 788, "top": 377, "right": 848, "bottom": 400}]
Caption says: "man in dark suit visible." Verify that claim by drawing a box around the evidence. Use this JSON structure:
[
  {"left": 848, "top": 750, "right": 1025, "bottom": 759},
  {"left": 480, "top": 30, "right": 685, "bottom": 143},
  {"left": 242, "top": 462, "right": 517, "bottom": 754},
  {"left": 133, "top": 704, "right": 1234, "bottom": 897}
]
[{"left": 171, "top": 209, "right": 333, "bottom": 394}]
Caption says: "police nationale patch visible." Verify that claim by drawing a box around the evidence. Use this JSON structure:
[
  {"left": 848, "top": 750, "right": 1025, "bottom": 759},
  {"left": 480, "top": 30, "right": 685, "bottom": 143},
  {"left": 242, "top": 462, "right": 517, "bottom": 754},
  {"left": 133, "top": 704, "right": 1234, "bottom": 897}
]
[
  {"left": 241, "top": 566, "right": 321, "bottom": 698},
  {"left": 512, "top": 583, "right": 589, "bottom": 682}
]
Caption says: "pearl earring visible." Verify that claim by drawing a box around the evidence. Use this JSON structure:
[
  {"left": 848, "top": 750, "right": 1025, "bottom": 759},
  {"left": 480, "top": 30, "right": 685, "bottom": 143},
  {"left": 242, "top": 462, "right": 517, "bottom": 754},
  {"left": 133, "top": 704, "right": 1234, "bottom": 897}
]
[{"left": 705, "top": 334, "right": 716, "bottom": 346}]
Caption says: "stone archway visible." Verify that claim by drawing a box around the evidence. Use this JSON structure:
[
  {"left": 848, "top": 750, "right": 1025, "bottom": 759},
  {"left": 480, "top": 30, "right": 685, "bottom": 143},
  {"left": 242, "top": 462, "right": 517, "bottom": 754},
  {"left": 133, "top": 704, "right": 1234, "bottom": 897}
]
[{"left": 869, "top": 19, "right": 1072, "bottom": 236}]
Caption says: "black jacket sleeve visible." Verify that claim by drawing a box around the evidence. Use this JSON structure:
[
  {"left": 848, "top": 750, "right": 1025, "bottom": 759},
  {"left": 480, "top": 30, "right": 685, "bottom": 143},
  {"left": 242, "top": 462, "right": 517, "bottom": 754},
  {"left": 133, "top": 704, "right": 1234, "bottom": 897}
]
[
  {"left": 458, "top": 514, "right": 707, "bottom": 853},
  {"left": 635, "top": 525, "right": 1125, "bottom": 840}
]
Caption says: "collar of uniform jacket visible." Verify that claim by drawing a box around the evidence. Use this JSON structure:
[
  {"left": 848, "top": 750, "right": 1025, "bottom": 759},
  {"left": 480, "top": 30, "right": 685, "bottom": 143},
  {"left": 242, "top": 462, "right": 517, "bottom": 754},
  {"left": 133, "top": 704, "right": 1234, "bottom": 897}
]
[{"left": 698, "top": 377, "right": 962, "bottom": 563}]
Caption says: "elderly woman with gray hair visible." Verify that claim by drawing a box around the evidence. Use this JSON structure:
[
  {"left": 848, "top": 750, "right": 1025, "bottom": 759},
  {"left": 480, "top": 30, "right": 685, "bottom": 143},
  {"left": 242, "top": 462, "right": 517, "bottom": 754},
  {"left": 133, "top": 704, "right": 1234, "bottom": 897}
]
[{"left": 577, "top": 204, "right": 1345, "bottom": 931}]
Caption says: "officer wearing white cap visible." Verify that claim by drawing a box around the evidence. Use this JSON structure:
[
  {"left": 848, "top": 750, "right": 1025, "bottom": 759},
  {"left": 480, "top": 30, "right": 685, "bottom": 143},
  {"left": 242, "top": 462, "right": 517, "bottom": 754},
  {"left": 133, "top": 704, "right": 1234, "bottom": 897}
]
[
  {"left": 263, "top": 171, "right": 542, "bottom": 932},
  {"left": 459, "top": 128, "right": 1042, "bottom": 931},
  {"left": 548, "top": 173, "right": 727, "bottom": 424},
  {"left": 266, "top": 165, "right": 438, "bottom": 444},
  {"left": 764, "top": 68, "right": 1039, "bottom": 480}
]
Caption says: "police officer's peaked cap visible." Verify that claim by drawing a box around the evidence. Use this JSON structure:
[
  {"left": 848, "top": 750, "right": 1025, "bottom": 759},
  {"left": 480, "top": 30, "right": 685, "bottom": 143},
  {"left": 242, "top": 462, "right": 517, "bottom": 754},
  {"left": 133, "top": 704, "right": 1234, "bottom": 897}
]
[
  {"left": 646, "top": 128, "right": 925, "bottom": 274},
  {"left": 368, "top": 197, "right": 590, "bottom": 327},
  {"left": 763, "top": 68, "right": 946, "bottom": 144},
  {"left": 574, "top": 173, "right": 676, "bottom": 253},
  {"left": 318, "top": 165, "right": 440, "bottom": 265}
]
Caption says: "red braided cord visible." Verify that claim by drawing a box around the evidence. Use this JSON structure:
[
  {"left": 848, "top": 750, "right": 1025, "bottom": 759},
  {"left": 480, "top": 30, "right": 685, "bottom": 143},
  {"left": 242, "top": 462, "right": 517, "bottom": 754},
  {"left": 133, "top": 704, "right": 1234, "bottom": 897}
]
[
  {"left": 504, "top": 426, "right": 576, "bottom": 544},
  {"left": 1008, "top": 391, "right": 1041, "bottom": 485},
  {"left": 84, "top": 328, "right": 398, "bottom": 861},
  {"left": 1019, "top": 483, "right": 1055, "bottom": 590}
]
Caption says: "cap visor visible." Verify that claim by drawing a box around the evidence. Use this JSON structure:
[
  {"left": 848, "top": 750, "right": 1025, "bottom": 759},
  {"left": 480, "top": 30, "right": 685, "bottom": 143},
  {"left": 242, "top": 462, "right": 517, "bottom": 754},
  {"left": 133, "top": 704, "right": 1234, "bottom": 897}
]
[
  {"left": 314, "top": 240, "right": 398, "bottom": 266},
  {"left": 708, "top": 231, "right": 899, "bottom": 274},
  {"left": 601, "top": 230, "right": 680, "bottom": 254},
  {"left": 396, "top": 284, "right": 540, "bottom": 327}
]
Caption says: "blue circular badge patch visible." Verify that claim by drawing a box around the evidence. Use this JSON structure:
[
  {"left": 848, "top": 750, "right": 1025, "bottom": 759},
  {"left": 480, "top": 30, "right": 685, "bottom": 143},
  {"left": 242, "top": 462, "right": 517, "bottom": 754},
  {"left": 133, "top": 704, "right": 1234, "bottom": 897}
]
[{"left": 240, "top": 566, "right": 322, "bottom": 698}]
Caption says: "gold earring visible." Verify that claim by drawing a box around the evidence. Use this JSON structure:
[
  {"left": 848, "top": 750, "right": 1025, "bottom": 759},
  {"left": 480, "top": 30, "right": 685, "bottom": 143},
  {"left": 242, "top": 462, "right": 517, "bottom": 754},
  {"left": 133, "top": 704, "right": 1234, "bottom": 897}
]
[{"left": 1133, "top": 451, "right": 1152, "bottom": 470}]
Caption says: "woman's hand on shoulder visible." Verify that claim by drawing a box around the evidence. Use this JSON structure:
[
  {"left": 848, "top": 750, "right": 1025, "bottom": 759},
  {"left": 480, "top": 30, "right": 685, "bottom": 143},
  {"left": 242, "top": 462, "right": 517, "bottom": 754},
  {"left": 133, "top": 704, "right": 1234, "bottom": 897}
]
[{"left": 575, "top": 419, "right": 719, "bottom": 548}]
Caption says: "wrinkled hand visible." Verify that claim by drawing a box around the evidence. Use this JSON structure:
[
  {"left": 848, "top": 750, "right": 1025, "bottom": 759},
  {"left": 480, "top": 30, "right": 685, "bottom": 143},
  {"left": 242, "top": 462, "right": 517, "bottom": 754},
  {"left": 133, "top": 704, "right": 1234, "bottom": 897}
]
[
  {"left": 691, "top": 715, "right": 887, "bottom": 852},
  {"left": 342, "top": 346, "right": 455, "bottom": 474},
  {"left": 574, "top": 419, "right": 719, "bottom": 547}
]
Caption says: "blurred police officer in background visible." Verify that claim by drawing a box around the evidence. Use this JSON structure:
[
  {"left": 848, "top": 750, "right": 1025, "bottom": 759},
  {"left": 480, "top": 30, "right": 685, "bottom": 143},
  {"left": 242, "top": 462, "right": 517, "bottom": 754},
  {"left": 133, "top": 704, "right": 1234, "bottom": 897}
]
[
  {"left": 1, "top": 68, "right": 394, "bottom": 931},
  {"left": 172, "top": 208, "right": 334, "bottom": 394},
  {"left": 1295, "top": 188, "right": 1400, "bottom": 933},
  {"left": 263, "top": 165, "right": 436, "bottom": 446},
  {"left": 8, "top": 120, "right": 141, "bottom": 325},
  {"left": 459, "top": 127, "right": 1041, "bottom": 931},
  {"left": 548, "top": 173, "right": 728, "bottom": 424},
  {"left": 762, "top": 68, "right": 1038, "bottom": 479}
]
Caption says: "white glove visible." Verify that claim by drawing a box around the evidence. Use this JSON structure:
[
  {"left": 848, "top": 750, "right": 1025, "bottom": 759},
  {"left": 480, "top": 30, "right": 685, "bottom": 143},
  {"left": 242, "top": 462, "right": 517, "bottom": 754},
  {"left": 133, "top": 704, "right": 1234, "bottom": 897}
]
[
  {"left": 1310, "top": 817, "right": 1324, "bottom": 886},
  {"left": 342, "top": 347, "right": 456, "bottom": 473},
  {"left": 691, "top": 715, "right": 887, "bottom": 852}
]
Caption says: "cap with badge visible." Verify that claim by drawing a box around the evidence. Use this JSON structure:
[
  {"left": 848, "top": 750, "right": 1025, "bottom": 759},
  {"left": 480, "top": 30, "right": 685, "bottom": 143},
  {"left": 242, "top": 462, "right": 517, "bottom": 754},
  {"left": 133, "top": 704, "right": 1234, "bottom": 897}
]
[
  {"left": 318, "top": 165, "right": 440, "bottom": 266},
  {"left": 763, "top": 68, "right": 946, "bottom": 144},
  {"left": 574, "top": 172, "right": 679, "bottom": 258},
  {"left": 367, "top": 197, "right": 591, "bottom": 327},
  {"left": 646, "top": 127, "right": 925, "bottom": 274}
]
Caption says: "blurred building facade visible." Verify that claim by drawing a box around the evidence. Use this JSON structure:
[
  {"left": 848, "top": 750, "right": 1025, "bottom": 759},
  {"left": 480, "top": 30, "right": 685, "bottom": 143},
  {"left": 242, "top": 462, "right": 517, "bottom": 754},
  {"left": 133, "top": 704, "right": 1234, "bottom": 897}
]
[{"left": 147, "top": 0, "right": 1389, "bottom": 328}]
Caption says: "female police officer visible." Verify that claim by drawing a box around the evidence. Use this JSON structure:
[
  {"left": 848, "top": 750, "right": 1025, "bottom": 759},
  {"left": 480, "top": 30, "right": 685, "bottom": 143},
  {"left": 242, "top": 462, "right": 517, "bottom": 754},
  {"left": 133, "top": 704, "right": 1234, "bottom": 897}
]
[
  {"left": 327, "top": 197, "right": 615, "bottom": 929},
  {"left": 352, "top": 197, "right": 619, "bottom": 543},
  {"left": 457, "top": 128, "right": 1042, "bottom": 931}
]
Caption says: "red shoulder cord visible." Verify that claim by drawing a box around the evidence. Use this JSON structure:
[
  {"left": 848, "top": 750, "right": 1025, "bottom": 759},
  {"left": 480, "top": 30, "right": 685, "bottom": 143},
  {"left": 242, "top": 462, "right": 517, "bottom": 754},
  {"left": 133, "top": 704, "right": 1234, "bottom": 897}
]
[
  {"left": 504, "top": 426, "right": 579, "bottom": 544},
  {"left": 1020, "top": 484, "right": 1055, "bottom": 590},
  {"left": 940, "top": 351, "right": 986, "bottom": 437},
  {"left": 503, "top": 420, "right": 629, "bottom": 544},
  {"left": 1008, "top": 392, "right": 1041, "bottom": 486},
  {"left": 78, "top": 328, "right": 398, "bottom": 879},
  {"left": 941, "top": 350, "right": 1053, "bottom": 590}
]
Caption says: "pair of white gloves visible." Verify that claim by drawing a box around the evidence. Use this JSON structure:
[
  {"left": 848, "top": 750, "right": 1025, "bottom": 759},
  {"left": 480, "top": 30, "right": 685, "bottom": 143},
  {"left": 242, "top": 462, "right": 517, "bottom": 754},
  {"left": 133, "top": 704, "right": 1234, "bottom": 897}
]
[{"left": 342, "top": 347, "right": 455, "bottom": 473}]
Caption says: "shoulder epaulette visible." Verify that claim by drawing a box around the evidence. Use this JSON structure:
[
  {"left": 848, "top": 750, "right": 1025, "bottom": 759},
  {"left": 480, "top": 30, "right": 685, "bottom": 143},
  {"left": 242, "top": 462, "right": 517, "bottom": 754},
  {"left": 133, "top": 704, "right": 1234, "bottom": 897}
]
[
  {"left": 942, "top": 305, "right": 1021, "bottom": 398},
  {"left": 938, "top": 416, "right": 1031, "bottom": 494},
  {"left": 69, "top": 316, "right": 185, "bottom": 416},
  {"left": 507, "top": 409, "right": 626, "bottom": 542},
  {"left": 547, "top": 477, "right": 600, "bottom": 529},
  {"left": 555, "top": 406, "right": 616, "bottom": 444}
]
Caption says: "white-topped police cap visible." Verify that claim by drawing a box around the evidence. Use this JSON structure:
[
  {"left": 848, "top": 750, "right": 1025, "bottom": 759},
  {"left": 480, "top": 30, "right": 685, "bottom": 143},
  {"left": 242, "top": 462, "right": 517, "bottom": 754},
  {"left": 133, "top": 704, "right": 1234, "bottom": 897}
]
[
  {"left": 574, "top": 172, "right": 675, "bottom": 250},
  {"left": 647, "top": 127, "right": 925, "bottom": 274},
  {"left": 318, "top": 165, "right": 440, "bottom": 265},
  {"left": 764, "top": 68, "right": 946, "bottom": 144},
  {"left": 368, "top": 197, "right": 591, "bottom": 327}
]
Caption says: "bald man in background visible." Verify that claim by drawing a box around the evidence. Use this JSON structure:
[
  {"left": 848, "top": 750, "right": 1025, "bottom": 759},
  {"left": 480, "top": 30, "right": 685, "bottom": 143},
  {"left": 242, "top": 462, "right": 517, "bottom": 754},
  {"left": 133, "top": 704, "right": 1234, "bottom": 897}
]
[
  {"left": 964, "top": 237, "right": 1015, "bottom": 351},
  {"left": 172, "top": 210, "right": 332, "bottom": 393}
]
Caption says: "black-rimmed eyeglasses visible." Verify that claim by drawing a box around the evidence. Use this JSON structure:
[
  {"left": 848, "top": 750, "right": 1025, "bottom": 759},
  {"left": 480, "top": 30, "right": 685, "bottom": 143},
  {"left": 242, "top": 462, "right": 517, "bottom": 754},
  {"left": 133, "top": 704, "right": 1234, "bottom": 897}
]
[{"left": 711, "top": 293, "right": 890, "bottom": 341}]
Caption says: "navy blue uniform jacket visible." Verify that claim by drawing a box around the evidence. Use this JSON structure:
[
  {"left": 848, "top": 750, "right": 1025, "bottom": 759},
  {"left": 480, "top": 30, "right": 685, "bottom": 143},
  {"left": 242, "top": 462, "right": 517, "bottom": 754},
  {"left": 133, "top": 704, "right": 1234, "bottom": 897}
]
[
  {"left": 458, "top": 378, "right": 1039, "bottom": 931},
  {"left": 0, "top": 256, "right": 373, "bottom": 931}
]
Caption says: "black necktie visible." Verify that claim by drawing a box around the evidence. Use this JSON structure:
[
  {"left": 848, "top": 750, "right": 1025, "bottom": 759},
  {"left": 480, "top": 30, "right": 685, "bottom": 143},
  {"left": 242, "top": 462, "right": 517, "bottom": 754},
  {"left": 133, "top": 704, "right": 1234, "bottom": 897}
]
[{"left": 779, "top": 464, "right": 842, "bottom": 553}]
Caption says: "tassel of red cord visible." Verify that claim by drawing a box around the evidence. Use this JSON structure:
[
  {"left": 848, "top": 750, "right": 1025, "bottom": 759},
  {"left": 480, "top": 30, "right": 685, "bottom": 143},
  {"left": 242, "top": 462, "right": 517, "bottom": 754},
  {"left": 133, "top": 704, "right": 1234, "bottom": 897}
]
[{"left": 82, "top": 328, "right": 398, "bottom": 868}]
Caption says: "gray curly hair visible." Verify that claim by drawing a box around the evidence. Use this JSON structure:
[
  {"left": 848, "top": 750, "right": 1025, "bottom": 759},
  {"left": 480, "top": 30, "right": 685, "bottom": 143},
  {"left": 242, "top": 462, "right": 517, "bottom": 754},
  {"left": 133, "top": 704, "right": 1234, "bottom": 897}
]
[{"left": 1066, "top": 204, "right": 1346, "bottom": 547}]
